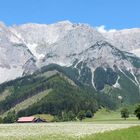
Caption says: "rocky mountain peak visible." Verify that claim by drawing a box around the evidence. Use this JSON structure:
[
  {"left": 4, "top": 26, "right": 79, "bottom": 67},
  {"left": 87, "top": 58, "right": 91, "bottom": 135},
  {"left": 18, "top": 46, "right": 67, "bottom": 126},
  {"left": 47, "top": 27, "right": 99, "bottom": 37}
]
[{"left": 0, "top": 21, "right": 140, "bottom": 86}]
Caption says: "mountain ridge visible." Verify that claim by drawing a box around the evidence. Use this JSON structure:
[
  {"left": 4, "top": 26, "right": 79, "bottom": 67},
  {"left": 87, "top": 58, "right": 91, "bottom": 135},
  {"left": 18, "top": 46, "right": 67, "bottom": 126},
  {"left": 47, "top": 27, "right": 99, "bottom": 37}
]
[{"left": 0, "top": 21, "right": 140, "bottom": 100}]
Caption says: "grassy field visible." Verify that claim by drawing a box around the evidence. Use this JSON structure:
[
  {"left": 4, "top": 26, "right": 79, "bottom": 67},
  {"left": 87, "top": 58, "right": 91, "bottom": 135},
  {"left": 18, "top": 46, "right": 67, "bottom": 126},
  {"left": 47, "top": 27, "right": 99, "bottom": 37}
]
[
  {"left": 33, "top": 108, "right": 139, "bottom": 123},
  {"left": 0, "top": 109, "right": 140, "bottom": 140},
  {"left": 83, "top": 108, "right": 138, "bottom": 123},
  {"left": 0, "top": 123, "right": 139, "bottom": 140},
  {"left": 80, "top": 126, "right": 140, "bottom": 140},
  {"left": 0, "top": 108, "right": 139, "bottom": 139}
]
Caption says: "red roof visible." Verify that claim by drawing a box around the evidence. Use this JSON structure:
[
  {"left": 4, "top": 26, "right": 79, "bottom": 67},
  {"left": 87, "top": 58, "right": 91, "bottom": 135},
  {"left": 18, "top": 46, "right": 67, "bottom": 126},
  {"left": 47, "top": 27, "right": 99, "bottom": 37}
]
[{"left": 17, "top": 116, "right": 35, "bottom": 122}]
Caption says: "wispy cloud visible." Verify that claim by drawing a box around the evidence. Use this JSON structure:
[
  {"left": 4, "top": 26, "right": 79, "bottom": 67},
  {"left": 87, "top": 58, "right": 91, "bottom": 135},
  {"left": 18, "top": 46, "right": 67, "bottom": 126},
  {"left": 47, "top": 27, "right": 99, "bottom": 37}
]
[{"left": 96, "top": 25, "right": 117, "bottom": 33}]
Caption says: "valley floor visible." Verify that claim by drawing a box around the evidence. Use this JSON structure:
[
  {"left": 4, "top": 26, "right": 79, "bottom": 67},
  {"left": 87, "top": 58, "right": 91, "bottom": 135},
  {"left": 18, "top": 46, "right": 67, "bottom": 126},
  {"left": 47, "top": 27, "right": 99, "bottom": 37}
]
[{"left": 0, "top": 122, "right": 139, "bottom": 140}]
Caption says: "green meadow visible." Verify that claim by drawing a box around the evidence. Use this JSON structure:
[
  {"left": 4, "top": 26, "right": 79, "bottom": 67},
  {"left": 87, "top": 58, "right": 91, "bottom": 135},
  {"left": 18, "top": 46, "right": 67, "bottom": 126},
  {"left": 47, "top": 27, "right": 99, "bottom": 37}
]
[{"left": 0, "top": 109, "right": 140, "bottom": 140}]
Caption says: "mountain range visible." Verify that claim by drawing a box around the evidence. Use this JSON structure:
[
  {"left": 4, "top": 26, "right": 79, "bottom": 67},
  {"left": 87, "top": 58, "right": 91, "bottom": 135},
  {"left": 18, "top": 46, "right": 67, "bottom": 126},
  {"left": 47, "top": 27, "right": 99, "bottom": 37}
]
[{"left": 1, "top": 20, "right": 140, "bottom": 106}]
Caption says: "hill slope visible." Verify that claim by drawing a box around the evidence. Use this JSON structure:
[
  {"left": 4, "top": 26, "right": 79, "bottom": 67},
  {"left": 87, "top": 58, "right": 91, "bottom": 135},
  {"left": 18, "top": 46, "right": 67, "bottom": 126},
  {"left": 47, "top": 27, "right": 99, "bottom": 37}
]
[{"left": 0, "top": 66, "right": 120, "bottom": 118}]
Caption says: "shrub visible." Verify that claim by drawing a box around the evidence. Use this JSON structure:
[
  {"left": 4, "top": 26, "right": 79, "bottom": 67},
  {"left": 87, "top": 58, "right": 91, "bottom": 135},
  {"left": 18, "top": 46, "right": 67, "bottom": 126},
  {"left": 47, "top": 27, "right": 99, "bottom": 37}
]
[
  {"left": 86, "top": 110, "right": 93, "bottom": 118},
  {"left": 77, "top": 110, "right": 86, "bottom": 121}
]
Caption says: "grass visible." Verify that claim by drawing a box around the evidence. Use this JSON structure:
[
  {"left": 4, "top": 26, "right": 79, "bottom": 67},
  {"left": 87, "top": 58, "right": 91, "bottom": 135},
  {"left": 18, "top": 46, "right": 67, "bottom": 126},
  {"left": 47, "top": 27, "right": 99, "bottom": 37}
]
[
  {"left": 0, "top": 123, "right": 139, "bottom": 140},
  {"left": 28, "top": 126, "right": 140, "bottom": 140},
  {"left": 83, "top": 108, "right": 138, "bottom": 123},
  {"left": 80, "top": 126, "right": 140, "bottom": 140},
  {"left": 0, "top": 122, "right": 136, "bottom": 140},
  {"left": 0, "top": 88, "right": 12, "bottom": 102},
  {"left": 0, "top": 108, "right": 139, "bottom": 139},
  {"left": 0, "top": 108, "right": 140, "bottom": 140}
]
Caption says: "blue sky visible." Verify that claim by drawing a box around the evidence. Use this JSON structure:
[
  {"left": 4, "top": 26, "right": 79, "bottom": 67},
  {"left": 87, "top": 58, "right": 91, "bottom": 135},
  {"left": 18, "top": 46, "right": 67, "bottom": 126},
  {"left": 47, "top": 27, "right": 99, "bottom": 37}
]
[{"left": 0, "top": 0, "right": 140, "bottom": 29}]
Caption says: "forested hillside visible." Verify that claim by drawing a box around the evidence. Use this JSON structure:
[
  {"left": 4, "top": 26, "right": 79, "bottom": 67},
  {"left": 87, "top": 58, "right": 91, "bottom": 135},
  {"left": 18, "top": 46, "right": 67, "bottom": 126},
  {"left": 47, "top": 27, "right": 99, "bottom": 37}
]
[{"left": 0, "top": 65, "right": 117, "bottom": 121}]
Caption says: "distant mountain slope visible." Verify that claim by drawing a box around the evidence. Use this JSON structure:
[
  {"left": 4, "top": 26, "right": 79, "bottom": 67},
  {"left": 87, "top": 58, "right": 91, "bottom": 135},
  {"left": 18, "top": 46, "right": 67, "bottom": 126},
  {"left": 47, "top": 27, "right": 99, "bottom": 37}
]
[{"left": 103, "top": 28, "right": 140, "bottom": 57}]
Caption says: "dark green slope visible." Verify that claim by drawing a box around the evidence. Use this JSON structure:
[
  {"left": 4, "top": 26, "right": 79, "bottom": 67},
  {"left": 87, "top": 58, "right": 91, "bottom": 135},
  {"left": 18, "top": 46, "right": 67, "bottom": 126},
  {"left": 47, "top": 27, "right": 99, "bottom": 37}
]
[
  {"left": 0, "top": 66, "right": 117, "bottom": 118},
  {"left": 0, "top": 63, "right": 139, "bottom": 118}
]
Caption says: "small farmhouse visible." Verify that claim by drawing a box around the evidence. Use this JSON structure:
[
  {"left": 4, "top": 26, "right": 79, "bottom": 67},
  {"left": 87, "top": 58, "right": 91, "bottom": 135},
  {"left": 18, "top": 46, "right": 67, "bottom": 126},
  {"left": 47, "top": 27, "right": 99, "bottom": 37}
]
[
  {"left": 17, "top": 116, "right": 36, "bottom": 123},
  {"left": 17, "top": 116, "right": 46, "bottom": 123}
]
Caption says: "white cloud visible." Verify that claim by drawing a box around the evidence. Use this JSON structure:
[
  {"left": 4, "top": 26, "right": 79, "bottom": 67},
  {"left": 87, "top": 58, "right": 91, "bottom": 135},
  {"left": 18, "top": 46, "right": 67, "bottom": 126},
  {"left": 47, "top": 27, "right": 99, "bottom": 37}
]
[
  {"left": 96, "top": 25, "right": 107, "bottom": 33},
  {"left": 108, "top": 29, "right": 117, "bottom": 33},
  {"left": 96, "top": 25, "right": 117, "bottom": 33}
]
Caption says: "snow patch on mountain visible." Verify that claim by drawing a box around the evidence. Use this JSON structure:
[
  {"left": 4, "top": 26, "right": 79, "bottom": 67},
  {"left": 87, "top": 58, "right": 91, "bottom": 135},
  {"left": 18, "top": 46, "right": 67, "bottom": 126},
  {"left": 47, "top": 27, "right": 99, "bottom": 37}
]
[
  {"left": 131, "top": 70, "right": 140, "bottom": 87},
  {"left": 119, "top": 68, "right": 138, "bottom": 86},
  {"left": 113, "top": 76, "right": 121, "bottom": 89},
  {"left": 91, "top": 68, "right": 96, "bottom": 89},
  {"left": 27, "top": 43, "right": 45, "bottom": 59},
  {"left": 9, "top": 35, "right": 20, "bottom": 44}
]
